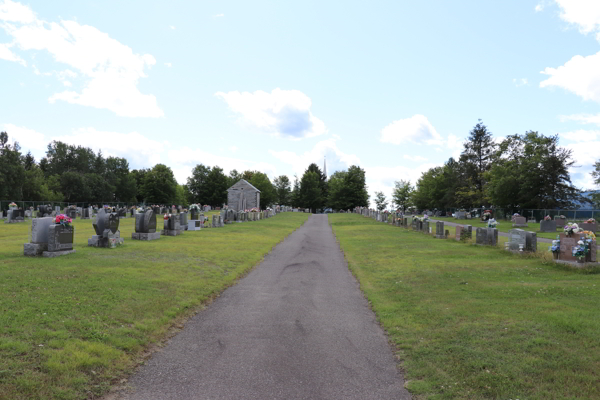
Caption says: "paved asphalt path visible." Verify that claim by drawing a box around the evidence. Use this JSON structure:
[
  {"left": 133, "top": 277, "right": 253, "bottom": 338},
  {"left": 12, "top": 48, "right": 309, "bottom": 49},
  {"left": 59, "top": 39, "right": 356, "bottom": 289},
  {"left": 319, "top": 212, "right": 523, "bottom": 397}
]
[{"left": 119, "top": 215, "right": 410, "bottom": 400}]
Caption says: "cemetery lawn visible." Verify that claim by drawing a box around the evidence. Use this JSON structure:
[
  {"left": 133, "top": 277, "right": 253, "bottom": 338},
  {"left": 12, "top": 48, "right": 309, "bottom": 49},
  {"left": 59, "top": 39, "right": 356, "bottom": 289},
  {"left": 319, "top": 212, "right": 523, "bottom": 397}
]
[
  {"left": 330, "top": 214, "right": 600, "bottom": 400},
  {"left": 430, "top": 216, "right": 560, "bottom": 240},
  {"left": 0, "top": 213, "right": 309, "bottom": 400}
]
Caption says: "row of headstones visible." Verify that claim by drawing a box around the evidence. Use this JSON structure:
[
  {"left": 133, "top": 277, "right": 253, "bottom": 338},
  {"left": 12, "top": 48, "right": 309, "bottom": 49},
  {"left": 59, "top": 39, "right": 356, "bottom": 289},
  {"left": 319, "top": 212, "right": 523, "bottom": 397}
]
[
  {"left": 356, "top": 209, "right": 598, "bottom": 264},
  {"left": 361, "top": 210, "right": 545, "bottom": 253},
  {"left": 23, "top": 206, "right": 289, "bottom": 257}
]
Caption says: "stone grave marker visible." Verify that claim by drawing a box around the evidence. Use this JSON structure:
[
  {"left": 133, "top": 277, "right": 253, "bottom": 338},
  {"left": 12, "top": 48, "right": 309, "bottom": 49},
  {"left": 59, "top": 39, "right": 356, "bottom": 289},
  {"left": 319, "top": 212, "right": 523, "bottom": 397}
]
[
  {"left": 89, "top": 209, "right": 124, "bottom": 247},
  {"left": 46, "top": 222, "right": 75, "bottom": 256},
  {"left": 23, "top": 217, "right": 56, "bottom": 256},
  {"left": 512, "top": 216, "right": 527, "bottom": 227},
  {"left": 162, "top": 214, "right": 182, "bottom": 236},
  {"left": 540, "top": 219, "right": 557, "bottom": 233},
  {"left": 132, "top": 210, "right": 160, "bottom": 240},
  {"left": 435, "top": 221, "right": 445, "bottom": 239},
  {"left": 554, "top": 216, "right": 567, "bottom": 228},
  {"left": 476, "top": 227, "right": 498, "bottom": 246},
  {"left": 37, "top": 205, "right": 52, "bottom": 217},
  {"left": 179, "top": 212, "right": 188, "bottom": 231},
  {"left": 579, "top": 222, "right": 598, "bottom": 233}
]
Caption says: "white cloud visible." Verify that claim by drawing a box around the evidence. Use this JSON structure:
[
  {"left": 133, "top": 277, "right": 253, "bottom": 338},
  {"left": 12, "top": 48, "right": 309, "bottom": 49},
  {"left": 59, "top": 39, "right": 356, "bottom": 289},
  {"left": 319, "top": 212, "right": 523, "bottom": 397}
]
[
  {"left": 554, "top": 0, "right": 600, "bottom": 40},
  {"left": 0, "top": 42, "right": 25, "bottom": 65},
  {"left": 2, "top": 123, "right": 46, "bottom": 151},
  {"left": 164, "top": 62, "right": 172, "bottom": 67},
  {"left": 269, "top": 137, "right": 359, "bottom": 178},
  {"left": 216, "top": 88, "right": 327, "bottom": 139},
  {"left": 560, "top": 129, "right": 600, "bottom": 142},
  {"left": 513, "top": 78, "right": 529, "bottom": 87},
  {"left": 380, "top": 114, "right": 442, "bottom": 145},
  {"left": 403, "top": 155, "right": 428, "bottom": 162},
  {"left": 0, "top": 0, "right": 34, "bottom": 23},
  {"left": 169, "top": 25, "right": 175, "bottom": 30},
  {"left": 540, "top": 51, "right": 600, "bottom": 103},
  {"left": 0, "top": 1, "right": 163, "bottom": 117},
  {"left": 213, "top": 14, "right": 224, "bottom": 18},
  {"left": 560, "top": 113, "right": 600, "bottom": 125},
  {"left": 535, "top": 4, "right": 544, "bottom": 12},
  {"left": 229, "top": 146, "right": 238, "bottom": 153}
]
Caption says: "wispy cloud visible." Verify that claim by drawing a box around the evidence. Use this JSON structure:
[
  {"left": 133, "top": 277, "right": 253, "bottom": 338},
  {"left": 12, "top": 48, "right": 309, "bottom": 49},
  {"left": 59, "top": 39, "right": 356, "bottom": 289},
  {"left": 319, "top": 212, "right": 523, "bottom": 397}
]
[
  {"left": 213, "top": 13, "right": 224, "bottom": 18},
  {"left": 0, "top": 0, "right": 163, "bottom": 118}
]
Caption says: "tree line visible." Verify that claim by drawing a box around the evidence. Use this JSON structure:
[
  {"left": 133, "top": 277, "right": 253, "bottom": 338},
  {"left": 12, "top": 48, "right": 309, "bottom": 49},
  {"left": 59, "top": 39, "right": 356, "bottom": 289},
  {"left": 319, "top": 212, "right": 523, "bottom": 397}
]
[
  {"left": 0, "top": 131, "right": 370, "bottom": 210},
  {"left": 382, "top": 120, "right": 600, "bottom": 212}
]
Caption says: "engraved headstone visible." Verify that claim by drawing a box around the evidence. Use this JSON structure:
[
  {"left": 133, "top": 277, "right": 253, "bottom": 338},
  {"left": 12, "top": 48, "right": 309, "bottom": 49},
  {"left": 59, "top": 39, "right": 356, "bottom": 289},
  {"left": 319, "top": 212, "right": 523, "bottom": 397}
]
[
  {"left": 89, "top": 209, "right": 124, "bottom": 247},
  {"left": 132, "top": 210, "right": 160, "bottom": 240}
]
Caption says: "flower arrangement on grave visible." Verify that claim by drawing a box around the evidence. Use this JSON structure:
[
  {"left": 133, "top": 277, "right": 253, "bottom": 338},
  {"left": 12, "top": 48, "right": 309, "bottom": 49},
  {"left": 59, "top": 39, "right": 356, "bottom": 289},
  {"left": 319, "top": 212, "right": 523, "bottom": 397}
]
[
  {"left": 250, "top": 207, "right": 259, "bottom": 212},
  {"left": 559, "top": 215, "right": 566, "bottom": 219},
  {"left": 572, "top": 234, "right": 594, "bottom": 260},
  {"left": 549, "top": 236, "right": 561, "bottom": 254},
  {"left": 163, "top": 214, "right": 170, "bottom": 220},
  {"left": 55, "top": 214, "right": 72, "bottom": 228},
  {"left": 584, "top": 218, "right": 596, "bottom": 224},
  {"left": 483, "top": 210, "right": 492, "bottom": 217},
  {"left": 564, "top": 223, "right": 580, "bottom": 236},
  {"left": 544, "top": 215, "right": 552, "bottom": 221},
  {"left": 137, "top": 207, "right": 145, "bottom": 213},
  {"left": 8, "top": 202, "right": 17, "bottom": 207},
  {"left": 189, "top": 204, "right": 200, "bottom": 212},
  {"left": 422, "top": 214, "right": 429, "bottom": 221},
  {"left": 487, "top": 218, "right": 498, "bottom": 228}
]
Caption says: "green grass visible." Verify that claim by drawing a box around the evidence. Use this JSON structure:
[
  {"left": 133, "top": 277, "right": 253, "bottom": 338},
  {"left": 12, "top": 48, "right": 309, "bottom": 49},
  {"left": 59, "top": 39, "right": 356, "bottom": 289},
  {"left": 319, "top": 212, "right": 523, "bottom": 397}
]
[
  {"left": 0, "top": 212, "right": 309, "bottom": 400},
  {"left": 329, "top": 214, "right": 600, "bottom": 400},
  {"left": 430, "top": 216, "right": 562, "bottom": 240}
]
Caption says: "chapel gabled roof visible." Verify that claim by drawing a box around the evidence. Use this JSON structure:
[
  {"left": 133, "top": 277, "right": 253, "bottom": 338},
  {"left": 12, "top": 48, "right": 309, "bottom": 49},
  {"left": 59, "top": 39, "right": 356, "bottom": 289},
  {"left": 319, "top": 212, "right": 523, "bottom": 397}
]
[{"left": 227, "top": 179, "right": 261, "bottom": 193}]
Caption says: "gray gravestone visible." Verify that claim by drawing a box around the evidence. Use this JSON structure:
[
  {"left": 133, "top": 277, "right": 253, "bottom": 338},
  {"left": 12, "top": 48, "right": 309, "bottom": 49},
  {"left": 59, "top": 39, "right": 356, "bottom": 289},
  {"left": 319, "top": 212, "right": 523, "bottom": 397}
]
[
  {"left": 89, "top": 209, "right": 124, "bottom": 247},
  {"left": 540, "top": 220, "right": 557, "bottom": 233},
  {"left": 435, "top": 221, "right": 445, "bottom": 239},
  {"left": 512, "top": 216, "right": 527, "bottom": 227},
  {"left": 132, "top": 210, "right": 160, "bottom": 240},
  {"left": 24, "top": 217, "right": 55, "bottom": 256},
  {"left": 507, "top": 229, "right": 527, "bottom": 251}
]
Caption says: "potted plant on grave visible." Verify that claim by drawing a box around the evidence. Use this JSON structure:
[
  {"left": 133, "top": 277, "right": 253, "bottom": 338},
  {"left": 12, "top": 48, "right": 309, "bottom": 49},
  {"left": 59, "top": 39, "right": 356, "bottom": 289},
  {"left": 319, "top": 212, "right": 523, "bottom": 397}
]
[
  {"left": 572, "top": 234, "right": 593, "bottom": 263},
  {"left": 55, "top": 214, "right": 72, "bottom": 228},
  {"left": 544, "top": 215, "right": 552, "bottom": 221},
  {"left": 564, "top": 223, "right": 580, "bottom": 237},
  {"left": 549, "top": 236, "right": 561, "bottom": 259},
  {"left": 482, "top": 210, "right": 492, "bottom": 221},
  {"left": 487, "top": 218, "right": 498, "bottom": 228},
  {"left": 8, "top": 202, "right": 17, "bottom": 209},
  {"left": 584, "top": 218, "right": 596, "bottom": 224}
]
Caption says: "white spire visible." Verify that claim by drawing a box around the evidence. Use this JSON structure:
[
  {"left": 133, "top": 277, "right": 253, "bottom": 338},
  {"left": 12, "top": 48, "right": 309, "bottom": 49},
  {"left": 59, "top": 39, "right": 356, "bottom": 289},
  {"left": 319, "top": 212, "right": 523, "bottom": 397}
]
[{"left": 323, "top": 156, "right": 327, "bottom": 181}]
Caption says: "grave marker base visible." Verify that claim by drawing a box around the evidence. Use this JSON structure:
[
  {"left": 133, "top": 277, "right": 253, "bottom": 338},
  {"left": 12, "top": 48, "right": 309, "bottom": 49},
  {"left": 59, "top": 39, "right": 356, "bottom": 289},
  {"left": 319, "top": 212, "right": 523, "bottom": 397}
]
[
  {"left": 131, "top": 232, "right": 161, "bottom": 240},
  {"left": 23, "top": 243, "right": 47, "bottom": 256},
  {"left": 42, "top": 249, "right": 76, "bottom": 258}
]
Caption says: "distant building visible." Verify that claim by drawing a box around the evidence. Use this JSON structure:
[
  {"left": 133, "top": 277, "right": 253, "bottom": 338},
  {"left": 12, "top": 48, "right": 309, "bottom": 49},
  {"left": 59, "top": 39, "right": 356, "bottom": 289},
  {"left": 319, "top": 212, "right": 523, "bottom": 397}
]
[{"left": 227, "top": 179, "right": 261, "bottom": 211}]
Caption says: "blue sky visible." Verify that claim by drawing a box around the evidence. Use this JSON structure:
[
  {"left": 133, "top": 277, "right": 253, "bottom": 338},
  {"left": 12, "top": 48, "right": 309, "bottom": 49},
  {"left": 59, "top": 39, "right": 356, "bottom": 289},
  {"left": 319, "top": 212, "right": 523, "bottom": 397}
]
[{"left": 1, "top": 0, "right": 600, "bottom": 205}]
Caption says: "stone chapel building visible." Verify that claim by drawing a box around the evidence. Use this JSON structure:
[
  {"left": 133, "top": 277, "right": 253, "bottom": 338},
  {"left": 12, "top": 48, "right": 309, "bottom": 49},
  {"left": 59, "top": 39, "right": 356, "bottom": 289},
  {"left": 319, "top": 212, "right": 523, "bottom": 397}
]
[{"left": 226, "top": 179, "right": 261, "bottom": 211}]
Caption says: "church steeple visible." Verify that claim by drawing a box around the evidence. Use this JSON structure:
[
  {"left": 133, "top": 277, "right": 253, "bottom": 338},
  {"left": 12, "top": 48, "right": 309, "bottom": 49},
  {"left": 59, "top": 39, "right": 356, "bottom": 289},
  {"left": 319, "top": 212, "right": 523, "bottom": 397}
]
[{"left": 323, "top": 156, "right": 327, "bottom": 181}]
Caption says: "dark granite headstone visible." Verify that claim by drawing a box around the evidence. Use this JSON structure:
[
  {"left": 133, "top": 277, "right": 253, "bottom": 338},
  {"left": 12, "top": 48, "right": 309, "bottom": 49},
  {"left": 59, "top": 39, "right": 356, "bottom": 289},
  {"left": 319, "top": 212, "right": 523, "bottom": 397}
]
[{"left": 540, "top": 220, "right": 557, "bottom": 233}]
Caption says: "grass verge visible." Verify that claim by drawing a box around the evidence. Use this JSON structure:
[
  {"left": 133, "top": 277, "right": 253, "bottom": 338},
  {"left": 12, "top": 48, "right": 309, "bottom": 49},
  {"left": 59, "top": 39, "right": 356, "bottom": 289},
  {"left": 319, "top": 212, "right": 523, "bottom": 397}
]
[
  {"left": 329, "top": 214, "right": 600, "bottom": 400},
  {"left": 0, "top": 212, "right": 309, "bottom": 400}
]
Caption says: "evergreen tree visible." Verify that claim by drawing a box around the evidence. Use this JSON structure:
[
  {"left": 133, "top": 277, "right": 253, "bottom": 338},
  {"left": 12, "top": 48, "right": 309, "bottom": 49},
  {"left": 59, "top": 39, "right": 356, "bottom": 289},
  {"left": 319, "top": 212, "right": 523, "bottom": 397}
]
[
  {"left": 204, "top": 166, "right": 229, "bottom": 207},
  {"left": 299, "top": 171, "right": 322, "bottom": 213},
  {"left": 458, "top": 120, "right": 496, "bottom": 207},
  {"left": 249, "top": 172, "right": 276, "bottom": 209},
  {"left": 0, "top": 132, "right": 26, "bottom": 200},
  {"left": 186, "top": 164, "right": 211, "bottom": 204}
]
